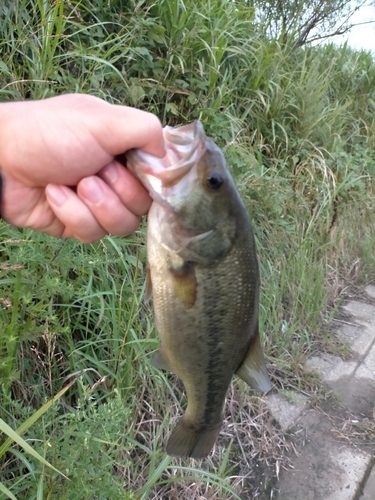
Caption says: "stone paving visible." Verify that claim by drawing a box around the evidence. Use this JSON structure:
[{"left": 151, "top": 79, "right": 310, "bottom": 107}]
[{"left": 265, "top": 285, "right": 375, "bottom": 500}]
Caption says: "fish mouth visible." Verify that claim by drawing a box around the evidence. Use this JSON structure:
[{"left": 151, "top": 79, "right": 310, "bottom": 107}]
[{"left": 126, "top": 121, "right": 207, "bottom": 197}]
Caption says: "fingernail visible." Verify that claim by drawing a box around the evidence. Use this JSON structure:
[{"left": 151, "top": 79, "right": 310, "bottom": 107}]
[
  {"left": 47, "top": 185, "right": 67, "bottom": 207},
  {"left": 101, "top": 162, "right": 118, "bottom": 184},
  {"left": 81, "top": 177, "right": 104, "bottom": 204}
]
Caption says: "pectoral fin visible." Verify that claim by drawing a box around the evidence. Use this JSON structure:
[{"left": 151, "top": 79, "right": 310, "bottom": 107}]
[
  {"left": 151, "top": 349, "right": 174, "bottom": 372},
  {"left": 236, "top": 326, "right": 272, "bottom": 393},
  {"left": 179, "top": 229, "right": 234, "bottom": 263},
  {"left": 170, "top": 261, "right": 197, "bottom": 309}
]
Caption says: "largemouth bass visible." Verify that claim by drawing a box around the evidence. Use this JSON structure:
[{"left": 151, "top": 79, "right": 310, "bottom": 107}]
[{"left": 126, "top": 121, "right": 271, "bottom": 459}]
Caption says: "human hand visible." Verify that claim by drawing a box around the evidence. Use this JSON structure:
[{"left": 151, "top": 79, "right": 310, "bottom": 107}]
[{"left": 0, "top": 94, "right": 165, "bottom": 242}]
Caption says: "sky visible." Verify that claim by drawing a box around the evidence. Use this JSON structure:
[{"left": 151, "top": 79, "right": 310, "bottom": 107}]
[{"left": 333, "top": 1, "right": 375, "bottom": 51}]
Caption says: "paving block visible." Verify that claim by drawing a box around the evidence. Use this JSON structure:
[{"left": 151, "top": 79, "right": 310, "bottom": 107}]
[
  {"left": 306, "top": 352, "right": 374, "bottom": 416},
  {"left": 337, "top": 378, "right": 375, "bottom": 417},
  {"left": 360, "top": 464, "right": 375, "bottom": 500},
  {"left": 314, "top": 344, "right": 374, "bottom": 416},
  {"left": 342, "top": 301, "right": 375, "bottom": 328},
  {"left": 336, "top": 323, "right": 375, "bottom": 357},
  {"left": 365, "top": 285, "right": 375, "bottom": 299},
  {"left": 356, "top": 343, "right": 375, "bottom": 380},
  {"left": 324, "top": 448, "right": 372, "bottom": 500},
  {"left": 306, "top": 353, "right": 357, "bottom": 384},
  {"left": 266, "top": 391, "right": 308, "bottom": 431},
  {"left": 277, "top": 410, "right": 371, "bottom": 500}
]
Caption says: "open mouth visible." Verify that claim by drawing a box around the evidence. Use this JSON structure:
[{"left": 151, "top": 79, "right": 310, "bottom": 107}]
[{"left": 126, "top": 121, "right": 206, "bottom": 190}]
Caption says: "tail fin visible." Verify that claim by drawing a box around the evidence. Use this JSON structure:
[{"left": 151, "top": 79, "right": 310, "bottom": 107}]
[{"left": 166, "top": 419, "right": 221, "bottom": 459}]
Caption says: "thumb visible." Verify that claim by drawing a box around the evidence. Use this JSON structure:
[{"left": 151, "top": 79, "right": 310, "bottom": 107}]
[{"left": 84, "top": 98, "right": 166, "bottom": 158}]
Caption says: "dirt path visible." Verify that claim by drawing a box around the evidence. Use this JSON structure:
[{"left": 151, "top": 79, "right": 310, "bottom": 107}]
[{"left": 263, "top": 285, "right": 375, "bottom": 500}]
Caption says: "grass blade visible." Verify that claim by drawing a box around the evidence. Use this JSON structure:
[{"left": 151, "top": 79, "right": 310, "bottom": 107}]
[
  {"left": 0, "top": 380, "right": 75, "bottom": 457},
  {"left": 0, "top": 418, "right": 68, "bottom": 479},
  {"left": 0, "top": 481, "right": 17, "bottom": 500}
]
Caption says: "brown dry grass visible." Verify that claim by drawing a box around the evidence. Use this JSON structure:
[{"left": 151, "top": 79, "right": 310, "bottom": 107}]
[
  {"left": 124, "top": 378, "right": 294, "bottom": 499},
  {"left": 314, "top": 405, "right": 375, "bottom": 458}
]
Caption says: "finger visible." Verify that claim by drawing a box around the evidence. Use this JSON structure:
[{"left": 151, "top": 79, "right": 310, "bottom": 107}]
[
  {"left": 76, "top": 175, "right": 141, "bottom": 235},
  {"left": 98, "top": 160, "right": 152, "bottom": 215},
  {"left": 96, "top": 105, "right": 166, "bottom": 158},
  {"left": 46, "top": 184, "right": 107, "bottom": 243}
]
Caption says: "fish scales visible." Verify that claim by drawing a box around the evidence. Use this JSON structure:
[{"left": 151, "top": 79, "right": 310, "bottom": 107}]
[
  {"left": 126, "top": 121, "right": 271, "bottom": 459},
  {"left": 149, "top": 210, "right": 258, "bottom": 428}
]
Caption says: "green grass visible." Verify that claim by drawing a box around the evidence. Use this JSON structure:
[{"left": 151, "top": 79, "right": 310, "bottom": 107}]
[{"left": 1, "top": 0, "right": 375, "bottom": 498}]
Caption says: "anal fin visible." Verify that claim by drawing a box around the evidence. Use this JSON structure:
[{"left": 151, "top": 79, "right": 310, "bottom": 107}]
[{"left": 236, "top": 325, "right": 272, "bottom": 393}]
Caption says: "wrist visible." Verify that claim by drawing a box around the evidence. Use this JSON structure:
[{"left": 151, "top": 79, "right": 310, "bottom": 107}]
[
  {"left": 0, "top": 102, "right": 21, "bottom": 219},
  {"left": 0, "top": 102, "right": 17, "bottom": 173}
]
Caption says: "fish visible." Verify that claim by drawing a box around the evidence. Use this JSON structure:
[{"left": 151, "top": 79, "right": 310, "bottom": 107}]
[{"left": 126, "top": 121, "right": 271, "bottom": 459}]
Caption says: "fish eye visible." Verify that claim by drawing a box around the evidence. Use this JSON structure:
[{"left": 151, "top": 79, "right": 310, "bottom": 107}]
[{"left": 206, "top": 173, "right": 224, "bottom": 190}]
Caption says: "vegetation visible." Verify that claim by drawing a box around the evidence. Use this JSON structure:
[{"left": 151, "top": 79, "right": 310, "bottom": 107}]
[
  {"left": 247, "top": 0, "right": 368, "bottom": 46},
  {"left": 1, "top": 0, "right": 375, "bottom": 498}
]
